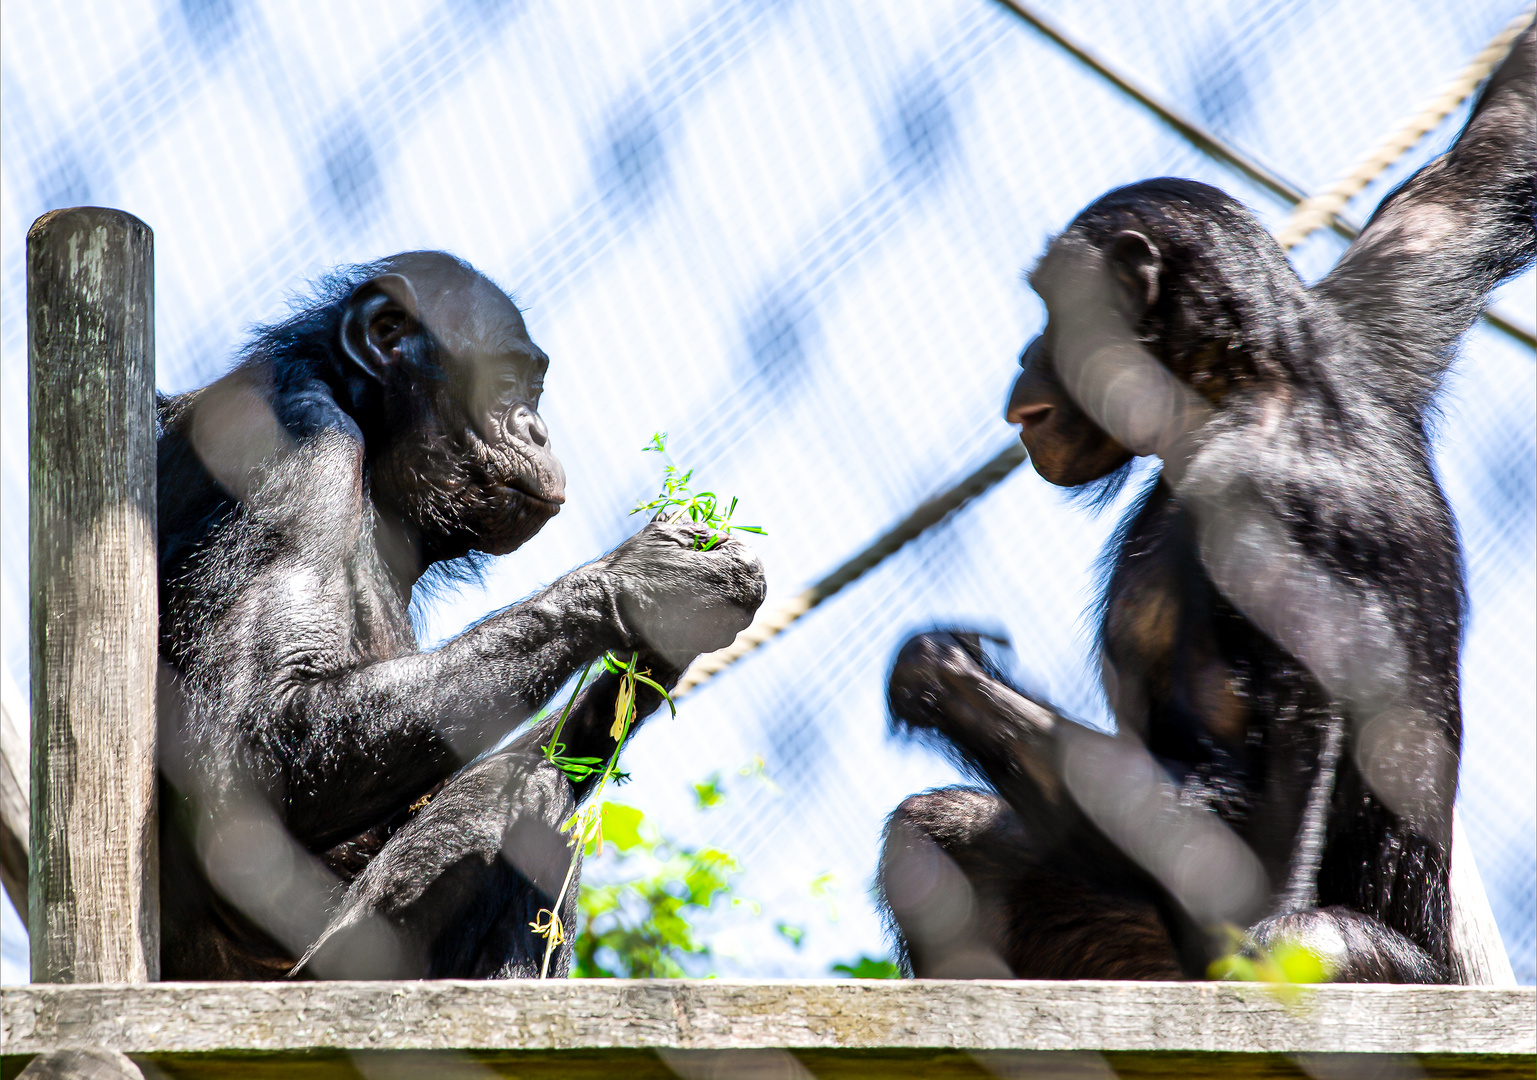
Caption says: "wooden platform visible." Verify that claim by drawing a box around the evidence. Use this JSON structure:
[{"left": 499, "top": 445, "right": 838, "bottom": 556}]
[{"left": 4, "top": 979, "right": 1534, "bottom": 1078}]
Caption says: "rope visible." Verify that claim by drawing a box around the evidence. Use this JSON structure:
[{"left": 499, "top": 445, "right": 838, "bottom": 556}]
[
  {"left": 1275, "top": 10, "right": 1535, "bottom": 251},
  {"left": 673, "top": 444, "right": 1026, "bottom": 696},
  {"left": 673, "top": 12, "right": 1537, "bottom": 700},
  {"left": 994, "top": 0, "right": 1535, "bottom": 349}
]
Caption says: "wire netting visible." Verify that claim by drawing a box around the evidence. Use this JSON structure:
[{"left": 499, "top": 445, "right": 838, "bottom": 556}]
[{"left": 2, "top": 0, "right": 1532, "bottom": 983}]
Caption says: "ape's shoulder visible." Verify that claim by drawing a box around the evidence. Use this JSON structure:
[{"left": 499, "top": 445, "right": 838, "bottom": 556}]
[
  {"left": 273, "top": 375, "right": 364, "bottom": 447},
  {"left": 157, "top": 366, "right": 369, "bottom": 577}
]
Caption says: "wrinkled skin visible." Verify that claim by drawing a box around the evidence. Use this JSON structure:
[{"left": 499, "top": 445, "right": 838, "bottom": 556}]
[
  {"left": 882, "top": 28, "right": 1534, "bottom": 984},
  {"left": 157, "top": 251, "right": 765, "bottom": 979}
]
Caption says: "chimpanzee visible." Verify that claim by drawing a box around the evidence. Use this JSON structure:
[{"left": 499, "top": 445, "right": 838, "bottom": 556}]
[
  {"left": 156, "top": 251, "right": 765, "bottom": 979},
  {"left": 880, "top": 26, "right": 1533, "bottom": 983}
]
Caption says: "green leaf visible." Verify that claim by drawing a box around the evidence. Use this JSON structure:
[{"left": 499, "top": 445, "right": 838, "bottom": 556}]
[
  {"left": 693, "top": 774, "right": 726, "bottom": 809},
  {"left": 831, "top": 956, "right": 902, "bottom": 979},
  {"left": 547, "top": 749, "right": 606, "bottom": 783},
  {"left": 599, "top": 801, "right": 646, "bottom": 852},
  {"left": 631, "top": 672, "right": 677, "bottom": 715}
]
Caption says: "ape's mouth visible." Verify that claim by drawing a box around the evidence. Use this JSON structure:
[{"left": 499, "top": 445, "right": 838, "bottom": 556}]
[
  {"left": 461, "top": 425, "right": 567, "bottom": 510},
  {"left": 501, "top": 480, "right": 565, "bottom": 514}
]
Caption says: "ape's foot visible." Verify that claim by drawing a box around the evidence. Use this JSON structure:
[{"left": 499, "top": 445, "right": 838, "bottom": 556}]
[{"left": 1241, "top": 907, "right": 1446, "bottom": 984}]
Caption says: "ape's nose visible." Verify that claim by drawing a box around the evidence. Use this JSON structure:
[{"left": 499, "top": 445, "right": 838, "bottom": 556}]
[
  {"left": 1018, "top": 335, "right": 1045, "bottom": 371},
  {"left": 514, "top": 405, "right": 549, "bottom": 447}
]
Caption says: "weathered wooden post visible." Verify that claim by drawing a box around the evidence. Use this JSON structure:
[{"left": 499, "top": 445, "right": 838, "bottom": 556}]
[{"left": 28, "top": 207, "right": 158, "bottom": 983}]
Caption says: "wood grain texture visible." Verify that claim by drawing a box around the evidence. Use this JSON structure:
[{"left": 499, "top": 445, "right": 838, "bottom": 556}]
[
  {"left": 163, "top": 1050, "right": 1537, "bottom": 1080},
  {"left": 1, "top": 1048, "right": 1528, "bottom": 1080},
  {"left": 26, "top": 207, "right": 158, "bottom": 983},
  {"left": 1451, "top": 810, "right": 1518, "bottom": 986},
  {"left": 12, "top": 1048, "right": 143, "bottom": 1079},
  {"left": 2, "top": 981, "right": 1533, "bottom": 1058}
]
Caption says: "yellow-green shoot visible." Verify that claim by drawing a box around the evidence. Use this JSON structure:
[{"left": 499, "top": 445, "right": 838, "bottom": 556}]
[{"left": 530, "top": 434, "right": 764, "bottom": 978}]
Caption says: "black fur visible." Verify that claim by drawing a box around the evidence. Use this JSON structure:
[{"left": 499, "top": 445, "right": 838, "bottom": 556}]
[
  {"left": 156, "top": 251, "right": 764, "bottom": 978},
  {"left": 880, "top": 28, "right": 1533, "bottom": 984}
]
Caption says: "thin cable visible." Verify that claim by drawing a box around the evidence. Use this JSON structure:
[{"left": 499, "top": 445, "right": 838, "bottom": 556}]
[
  {"left": 990, "top": 0, "right": 1311, "bottom": 211},
  {"left": 993, "top": 0, "right": 1535, "bottom": 350}
]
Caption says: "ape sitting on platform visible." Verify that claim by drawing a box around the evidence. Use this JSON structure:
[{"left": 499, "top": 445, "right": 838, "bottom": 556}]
[
  {"left": 157, "top": 251, "right": 764, "bottom": 979},
  {"left": 880, "top": 27, "right": 1532, "bottom": 983}
]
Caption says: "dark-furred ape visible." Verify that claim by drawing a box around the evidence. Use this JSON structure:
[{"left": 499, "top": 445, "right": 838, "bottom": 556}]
[
  {"left": 157, "top": 251, "right": 764, "bottom": 979},
  {"left": 879, "top": 27, "right": 1533, "bottom": 983}
]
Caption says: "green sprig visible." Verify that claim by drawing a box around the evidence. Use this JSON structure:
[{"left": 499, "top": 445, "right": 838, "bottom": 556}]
[
  {"left": 633, "top": 433, "right": 766, "bottom": 550},
  {"left": 531, "top": 434, "right": 763, "bottom": 978}
]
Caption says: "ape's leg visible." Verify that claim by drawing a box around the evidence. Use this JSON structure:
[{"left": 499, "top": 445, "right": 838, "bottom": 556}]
[
  {"left": 887, "top": 631, "right": 1254, "bottom": 977},
  {"left": 297, "top": 749, "right": 580, "bottom": 979},
  {"left": 298, "top": 658, "right": 678, "bottom": 979},
  {"left": 881, "top": 787, "right": 1183, "bottom": 979}
]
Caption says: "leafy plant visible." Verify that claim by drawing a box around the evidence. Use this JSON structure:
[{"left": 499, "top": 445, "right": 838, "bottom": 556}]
[
  {"left": 775, "top": 921, "right": 807, "bottom": 948},
  {"left": 830, "top": 955, "right": 903, "bottom": 979},
  {"left": 633, "top": 432, "right": 765, "bottom": 549},
  {"left": 573, "top": 801, "right": 745, "bottom": 978},
  {"left": 1207, "top": 925, "right": 1328, "bottom": 989},
  {"left": 529, "top": 434, "right": 764, "bottom": 978},
  {"left": 531, "top": 651, "right": 671, "bottom": 977}
]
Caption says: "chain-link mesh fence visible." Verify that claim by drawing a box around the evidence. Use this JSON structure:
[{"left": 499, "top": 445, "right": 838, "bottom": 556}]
[{"left": 2, "top": 0, "right": 1532, "bottom": 983}]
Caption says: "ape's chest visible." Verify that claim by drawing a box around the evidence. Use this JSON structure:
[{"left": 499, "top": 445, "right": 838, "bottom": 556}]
[{"left": 1101, "top": 499, "right": 1254, "bottom": 761}]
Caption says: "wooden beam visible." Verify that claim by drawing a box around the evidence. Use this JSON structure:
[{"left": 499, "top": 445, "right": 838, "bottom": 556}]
[
  {"left": 2, "top": 981, "right": 1533, "bottom": 1058},
  {"left": 1452, "top": 809, "right": 1518, "bottom": 986},
  {"left": 26, "top": 207, "right": 159, "bottom": 983}
]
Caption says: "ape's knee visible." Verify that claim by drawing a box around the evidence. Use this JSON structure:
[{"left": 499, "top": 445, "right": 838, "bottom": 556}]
[
  {"left": 887, "top": 787, "right": 1012, "bottom": 850},
  {"left": 879, "top": 789, "right": 1014, "bottom": 979}
]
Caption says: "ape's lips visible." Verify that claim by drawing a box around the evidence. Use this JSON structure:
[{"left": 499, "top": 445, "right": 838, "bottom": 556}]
[{"left": 500, "top": 480, "right": 565, "bottom": 513}]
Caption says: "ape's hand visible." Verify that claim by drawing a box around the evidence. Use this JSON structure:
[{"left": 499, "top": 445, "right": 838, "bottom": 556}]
[
  {"left": 887, "top": 630, "right": 1008, "bottom": 733},
  {"left": 595, "top": 519, "right": 766, "bottom": 665}
]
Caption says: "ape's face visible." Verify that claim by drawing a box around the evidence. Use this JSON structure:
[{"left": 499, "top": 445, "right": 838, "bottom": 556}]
[
  {"left": 350, "top": 255, "right": 567, "bottom": 562},
  {"left": 1005, "top": 332, "right": 1134, "bottom": 488},
  {"left": 1004, "top": 231, "right": 1140, "bottom": 488}
]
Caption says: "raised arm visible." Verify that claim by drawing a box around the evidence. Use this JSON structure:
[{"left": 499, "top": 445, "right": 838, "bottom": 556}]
[
  {"left": 887, "top": 630, "right": 1265, "bottom": 938},
  {"left": 1315, "top": 23, "right": 1535, "bottom": 407}
]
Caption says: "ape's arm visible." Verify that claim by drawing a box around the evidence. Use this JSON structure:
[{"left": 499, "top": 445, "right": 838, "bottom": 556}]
[
  {"left": 888, "top": 633, "right": 1069, "bottom": 828},
  {"left": 179, "top": 423, "right": 761, "bottom": 851},
  {"left": 269, "top": 575, "right": 623, "bottom": 848},
  {"left": 887, "top": 631, "right": 1266, "bottom": 953},
  {"left": 1316, "top": 23, "right": 1534, "bottom": 404}
]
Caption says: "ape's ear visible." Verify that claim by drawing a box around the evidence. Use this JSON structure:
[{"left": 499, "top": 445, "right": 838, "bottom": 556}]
[
  {"left": 1107, "top": 230, "right": 1160, "bottom": 315},
  {"left": 341, "top": 273, "right": 420, "bottom": 381}
]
